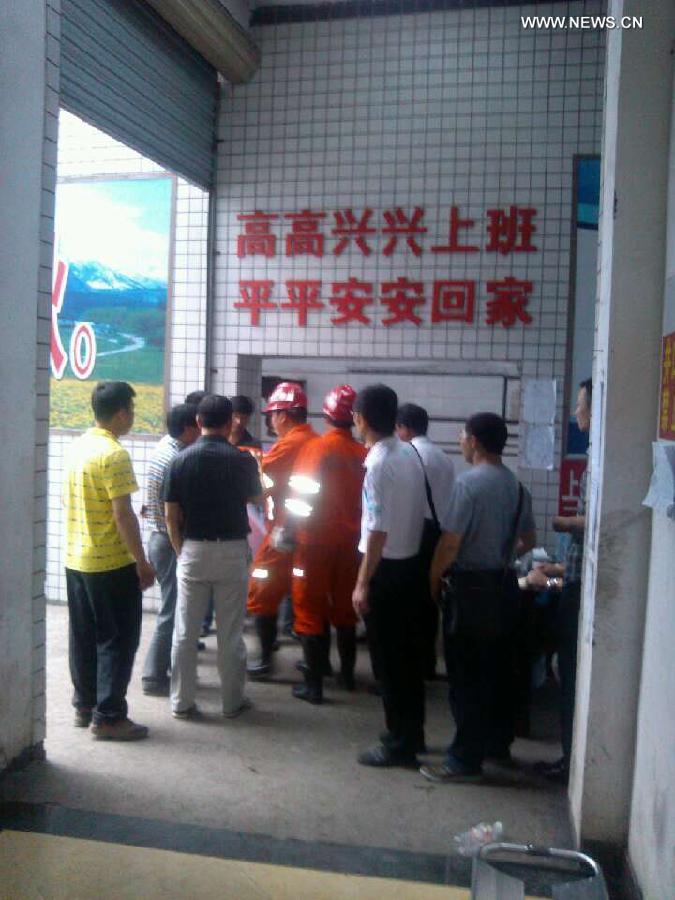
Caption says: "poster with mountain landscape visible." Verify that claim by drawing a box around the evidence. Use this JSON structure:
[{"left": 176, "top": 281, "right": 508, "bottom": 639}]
[{"left": 50, "top": 177, "right": 173, "bottom": 433}]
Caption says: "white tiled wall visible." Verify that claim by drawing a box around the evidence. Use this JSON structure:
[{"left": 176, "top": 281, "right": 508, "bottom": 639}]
[
  {"left": 46, "top": 112, "right": 209, "bottom": 606},
  {"left": 212, "top": 1, "right": 605, "bottom": 549}
]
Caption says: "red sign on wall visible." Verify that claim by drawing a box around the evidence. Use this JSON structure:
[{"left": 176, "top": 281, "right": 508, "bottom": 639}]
[
  {"left": 232, "top": 203, "right": 540, "bottom": 329},
  {"left": 558, "top": 457, "right": 587, "bottom": 516},
  {"left": 659, "top": 332, "right": 675, "bottom": 441}
]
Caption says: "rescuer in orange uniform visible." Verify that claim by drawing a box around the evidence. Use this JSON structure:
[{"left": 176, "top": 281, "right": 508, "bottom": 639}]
[
  {"left": 247, "top": 382, "right": 316, "bottom": 678},
  {"left": 288, "top": 385, "right": 367, "bottom": 704}
]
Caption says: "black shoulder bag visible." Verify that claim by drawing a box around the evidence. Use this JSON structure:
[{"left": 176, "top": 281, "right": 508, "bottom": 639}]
[
  {"left": 410, "top": 443, "right": 442, "bottom": 568},
  {"left": 441, "top": 483, "right": 524, "bottom": 641}
]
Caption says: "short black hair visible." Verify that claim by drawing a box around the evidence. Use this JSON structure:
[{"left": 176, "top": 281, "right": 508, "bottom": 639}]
[
  {"left": 197, "top": 394, "right": 232, "bottom": 428},
  {"left": 396, "top": 403, "right": 429, "bottom": 436},
  {"left": 353, "top": 384, "right": 398, "bottom": 436},
  {"left": 185, "top": 390, "right": 207, "bottom": 406},
  {"left": 580, "top": 378, "right": 592, "bottom": 404},
  {"left": 231, "top": 395, "right": 254, "bottom": 416},
  {"left": 91, "top": 381, "right": 135, "bottom": 421},
  {"left": 166, "top": 403, "right": 197, "bottom": 439},
  {"left": 465, "top": 412, "right": 508, "bottom": 455}
]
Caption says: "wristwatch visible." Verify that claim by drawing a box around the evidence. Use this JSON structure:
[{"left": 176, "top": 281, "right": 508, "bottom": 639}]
[{"left": 546, "top": 577, "right": 561, "bottom": 590}]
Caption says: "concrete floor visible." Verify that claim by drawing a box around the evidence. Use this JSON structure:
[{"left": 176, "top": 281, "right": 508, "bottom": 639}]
[{"left": 1, "top": 604, "right": 571, "bottom": 861}]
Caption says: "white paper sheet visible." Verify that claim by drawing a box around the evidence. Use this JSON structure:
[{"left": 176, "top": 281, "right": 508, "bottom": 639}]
[
  {"left": 520, "top": 423, "right": 555, "bottom": 470},
  {"left": 522, "top": 378, "right": 557, "bottom": 425},
  {"left": 642, "top": 441, "right": 675, "bottom": 519}
]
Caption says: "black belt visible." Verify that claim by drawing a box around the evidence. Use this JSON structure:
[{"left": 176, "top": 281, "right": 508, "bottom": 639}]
[{"left": 185, "top": 536, "right": 244, "bottom": 543}]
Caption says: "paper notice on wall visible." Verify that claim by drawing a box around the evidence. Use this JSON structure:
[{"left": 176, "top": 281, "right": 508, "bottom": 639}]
[
  {"left": 642, "top": 441, "right": 675, "bottom": 519},
  {"left": 520, "top": 424, "right": 555, "bottom": 470},
  {"left": 522, "top": 378, "right": 556, "bottom": 425}
]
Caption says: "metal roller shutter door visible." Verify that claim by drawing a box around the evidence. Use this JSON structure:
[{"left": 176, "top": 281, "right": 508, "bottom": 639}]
[{"left": 60, "top": 0, "right": 217, "bottom": 190}]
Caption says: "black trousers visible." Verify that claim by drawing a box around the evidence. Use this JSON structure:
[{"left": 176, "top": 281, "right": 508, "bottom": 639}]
[
  {"left": 442, "top": 594, "right": 516, "bottom": 769},
  {"left": 66, "top": 564, "right": 142, "bottom": 724},
  {"left": 558, "top": 581, "right": 581, "bottom": 767},
  {"left": 418, "top": 519, "right": 441, "bottom": 678},
  {"left": 365, "top": 556, "right": 425, "bottom": 756}
]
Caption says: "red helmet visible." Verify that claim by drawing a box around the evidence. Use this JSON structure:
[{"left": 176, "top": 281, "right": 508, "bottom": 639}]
[
  {"left": 323, "top": 384, "right": 357, "bottom": 424},
  {"left": 263, "top": 381, "right": 308, "bottom": 413}
]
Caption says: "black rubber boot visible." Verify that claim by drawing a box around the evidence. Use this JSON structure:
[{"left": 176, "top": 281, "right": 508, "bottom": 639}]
[
  {"left": 294, "top": 623, "right": 333, "bottom": 676},
  {"left": 292, "top": 635, "right": 323, "bottom": 704},
  {"left": 247, "top": 615, "right": 277, "bottom": 679},
  {"left": 318, "top": 624, "right": 334, "bottom": 676},
  {"left": 336, "top": 626, "right": 357, "bottom": 691}
]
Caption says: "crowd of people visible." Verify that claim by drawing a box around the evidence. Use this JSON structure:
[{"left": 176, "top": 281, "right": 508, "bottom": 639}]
[{"left": 62, "top": 376, "right": 590, "bottom": 785}]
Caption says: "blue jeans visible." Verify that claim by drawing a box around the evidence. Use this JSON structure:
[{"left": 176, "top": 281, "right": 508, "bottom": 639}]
[{"left": 142, "top": 532, "right": 177, "bottom": 688}]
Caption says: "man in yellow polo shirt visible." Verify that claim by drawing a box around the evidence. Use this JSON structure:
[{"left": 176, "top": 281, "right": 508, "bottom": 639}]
[{"left": 64, "top": 381, "right": 155, "bottom": 740}]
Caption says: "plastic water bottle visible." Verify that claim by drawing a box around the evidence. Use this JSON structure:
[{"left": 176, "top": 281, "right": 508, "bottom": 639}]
[{"left": 454, "top": 821, "right": 504, "bottom": 856}]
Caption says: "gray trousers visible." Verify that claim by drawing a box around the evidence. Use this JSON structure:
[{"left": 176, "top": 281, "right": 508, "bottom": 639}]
[
  {"left": 142, "top": 532, "right": 177, "bottom": 687},
  {"left": 171, "top": 539, "right": 249, "bottom": 715}
]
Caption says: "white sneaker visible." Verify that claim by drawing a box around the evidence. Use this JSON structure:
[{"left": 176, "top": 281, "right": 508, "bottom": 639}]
[
  {"left": 172, "top": 704, "right": 202, "bottom": 720},
  {"left": 223, "top": 697, "right": 253, "bottom": 719}
]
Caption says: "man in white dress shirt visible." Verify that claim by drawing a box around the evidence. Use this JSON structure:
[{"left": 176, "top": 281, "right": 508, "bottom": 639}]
[
  {"left": 396, "top": 403, "right": 455, "bottom": 679},
  {"left": 352, "top": 384, "right": 427, "bottom": 768}
]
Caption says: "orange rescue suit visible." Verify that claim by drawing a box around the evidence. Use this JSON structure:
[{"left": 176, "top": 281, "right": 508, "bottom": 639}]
[
  {"left": 247, "top": 423, "right": 316, "bottom": 617},
  {"left": 291, "top": 427, "right": 367, "bottom": 635}
]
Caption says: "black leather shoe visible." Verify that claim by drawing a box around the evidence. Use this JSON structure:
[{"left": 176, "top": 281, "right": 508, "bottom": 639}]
[
  {"left": 292, "top": 683, "right": 323, "bottom": 705},
  {"left": 247, "top": 660, "right": 272, "bottom": 680},
  {"left": 379, "top": 731, "right": 426, "bottom": 754},
  {"left": 336, "top": 671, "right": 356, "bottom": 691},
  {"left": 419, "top": 761, "right": 482, "bottom": 784},
  {"left": 485, "top": 751, "right": 517, "bottom": 769},
  {"left": 74, "top": 708, "right": 92, "bottom": 728},
  {"left": 534, "top": 757, "right": 569, "bottom": 784},
  {"left": 142, "top": 681, "right": 170, "bottom": 697},
  {"left": 357, "top": 745, "right": 419, "bottom": 768}
]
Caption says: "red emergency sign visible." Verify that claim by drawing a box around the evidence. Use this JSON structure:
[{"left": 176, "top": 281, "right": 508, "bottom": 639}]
[
  {"left": 659, "top": 332, "right": 675, "bottom": 441},
  {"left": 559, "top": 457, "right": 587, "bottom": 516}
]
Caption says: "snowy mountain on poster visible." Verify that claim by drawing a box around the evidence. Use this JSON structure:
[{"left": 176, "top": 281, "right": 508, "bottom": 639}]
[{"left": 64, "top": 261, "right": 166, "bottom": 317}]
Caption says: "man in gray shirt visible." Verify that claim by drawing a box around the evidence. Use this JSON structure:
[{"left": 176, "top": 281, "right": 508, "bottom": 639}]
[{"left": 422, "top": 412, "right": 536, "bottom": 782}]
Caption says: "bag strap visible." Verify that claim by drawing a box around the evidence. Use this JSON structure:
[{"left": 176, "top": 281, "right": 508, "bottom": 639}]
[
  {"left": 503, "top": 482, "right": 524, "bottom": 572},
  {"left": 409, "top": 442, "right": 441, "bottom": 531}
]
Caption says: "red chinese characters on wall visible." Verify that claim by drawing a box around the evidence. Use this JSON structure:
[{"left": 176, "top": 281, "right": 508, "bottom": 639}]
[
  {"left": 431, "top": 281, "right": 475, "bottom": 324},
  {"left": 329, "top": 278, "right": 373, "bottom": 325},
  {"left": 285, "top": 211, "right": 326, "bottom": 258},
  {"left": 233, "top": 204, "right": 540, "bottom": 327},
  {"left": 236, "top": 212, "right": 278, "bottom": 259},
  {"left": 381, "top": 207, "right": 427, "bottom": 257},
  {"left": 380, "top": 277, "right": 425, "bottom": 325},
  {"left": 235, "top": 206, "right": 538, "bottom": 259},
  {"left": 232, "top": 277, "right": 533, "bottom": 329},
  {"left": 281, "top": 280, "right": 324, "bottom": 325},
  {"left": 234, "top": 280, "right": 276, "bottom": 326},
  {"left": 431, "top": 208, "right": 479, "bottom": 254},
  {"left": 485, "top": 206, "right": 537, "bottom": 255},
  {"left": 332, "top": 209, "right": 376, "bottom": 257},
  {"left": 485, "top": 277, "right": 533, "bottom": 328}
]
